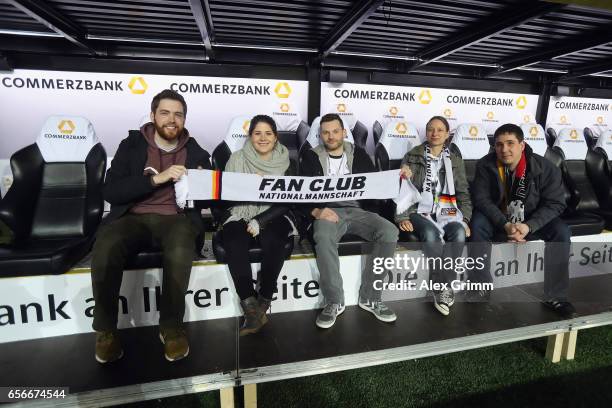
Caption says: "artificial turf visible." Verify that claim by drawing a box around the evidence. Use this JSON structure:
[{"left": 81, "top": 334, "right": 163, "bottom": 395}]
[{"left": 125, "top": 324, "right": 612, "bottom": 407}]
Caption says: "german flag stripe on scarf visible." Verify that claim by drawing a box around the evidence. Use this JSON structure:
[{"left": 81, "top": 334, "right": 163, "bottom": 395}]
[
  {"left": 211, "top": 170, "right": 222, "bottom": 200},
  {"left": 438, "top": 194, "right": 457, "bottom": 205}
]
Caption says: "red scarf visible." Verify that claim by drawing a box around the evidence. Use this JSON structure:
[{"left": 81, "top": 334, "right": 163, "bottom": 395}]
[{"left": 497, "top": 150, "right": 527, "bottom": 222}]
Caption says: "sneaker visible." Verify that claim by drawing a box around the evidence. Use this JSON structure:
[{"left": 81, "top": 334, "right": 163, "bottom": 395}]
[
  {"left": 95, "top": 330, "right": 123, "bottom": 364},
  {"left": 358, "top": 297, "right": 397, "bottom": 322},
  {"left": 433, "top": 289, "right": 455, "bottom": 316},
  {"left": 159, "top": 327, "right": 189, "bottom": 362},
  {"left": 544, "top": 300, "right": 578, "bottom": 319},
  {"left": 316, "top": 303, "right": 345, "bottom": 329}
]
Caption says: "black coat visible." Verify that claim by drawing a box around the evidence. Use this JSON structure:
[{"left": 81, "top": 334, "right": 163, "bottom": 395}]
[
  {"left": 471, "top": 144, "right": 566, "bottom": 233},
  {"left": 102, "top": 130, "right": 212, "bottom": 236}
]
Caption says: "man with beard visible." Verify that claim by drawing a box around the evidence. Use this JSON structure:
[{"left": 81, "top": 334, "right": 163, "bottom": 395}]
[
  {"left": 91, "top": 89, "right": 211, "bottom": 363},
  {"left": 300, "top": 113, "right": 399, "bottom": 329}
]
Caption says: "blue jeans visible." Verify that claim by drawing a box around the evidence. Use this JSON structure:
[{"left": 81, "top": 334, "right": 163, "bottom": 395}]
[
  {"left": 469, "top": 211, "right": 570, "bottom": 300},
  {"left": 409, "top": 214, "right": 466, "bottom": 286}
]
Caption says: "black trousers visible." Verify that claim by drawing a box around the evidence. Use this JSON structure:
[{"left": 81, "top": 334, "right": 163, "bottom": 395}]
[
  {"left": 469, "top": 211, "right": 570, "bottom": 301},
  {"left": 91, "top": 213, "right": 199, "bottom": 331},
  {"left": 223, "top": 217, "right": 291, "bottom": 300}
]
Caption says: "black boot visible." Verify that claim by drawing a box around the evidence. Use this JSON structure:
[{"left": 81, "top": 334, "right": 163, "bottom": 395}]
[
  {"left": 240, "top": 296, "right": 267, "bottom": 336},
  {"left": 258, "top": 295, "right": 272, "bottom": 315}
]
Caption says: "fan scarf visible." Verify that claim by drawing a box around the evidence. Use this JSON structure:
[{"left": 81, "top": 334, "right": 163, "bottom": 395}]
[
  {"left": 175, "top": 169, "right": 418, "bottom": 215},
  {"left": 497, "top": 150, "right": 527, "bottom": 223},
  {"left": 416, "top": 144, "right": 463, "bottom": 237}
]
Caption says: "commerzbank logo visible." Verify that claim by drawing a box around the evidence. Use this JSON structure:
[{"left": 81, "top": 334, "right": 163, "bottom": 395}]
[
  {"left": 395, "top": 122, "right": 408, "bottom": 134},
  {"left": 570, "top": 129, "right": 578, "bottom": 140},
  {"left": 128, "top": 76, "right": 148, "bottom": 94},
  {"left": 242, "top": 120, "right": 250, "bottom": 134},
  {"left": 469, "top": 126, "right": 479, "bottom": 138},
  {"left": 597, "top": 116, "right": 604, "bottom": 124},
  {"left": 419, "top": 89, "right": 432, "bottom": 104},
  {"left": 274, "top": 82, "right": 291, "bottom": 98},
  {"left": 280, "top": 103, "right": 290, "bottom": 112},
  {"left": 483, "top": 111, "right": 498, "bottom": 123},
  {"left": 58, "top": 120, "right": 75, "bottom": 134},
  {"left": 444, "top": 108, "right": 452, "bottom": 118},
  {"left": 337, "top": 103, "right": 347, "bottom": 113},
  {"left": 560, "top": 115, "right": 568, "bottom": 124},
  {"left": 389, "top": 106, "right": 398, "bottom": 116},
  {"left": 523, "top": 115, "right": 531, "bottom": 123},
  {"left": 529, "top": 126, "right": 539, "bottom": 137},
  {"left": 516, "top": 96, "right": 527, "bottom": 109}
]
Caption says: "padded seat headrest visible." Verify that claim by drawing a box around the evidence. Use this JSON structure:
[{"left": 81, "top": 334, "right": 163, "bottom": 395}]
[
  {"left": 595, "top": 129, "right": 612, "bottom": 159},
  {"left": 555, "top": 127, "right": 588, "bottom": 160},
  {"left": 223, "top": 116, "right": 251, "bottom": 153},
  {"left": 451, "top": 123, "right": 489, "bottom": 160},
  {"left": 306, "top": 116, "right": 354, "bottom": 148},
  {"left": 379, "top": 121, "right": 422, "bottom": 160},
  {"left": 333, "top": 104, "right": 357, "bottom": 130},
  {"left": 520, "top": 123, "right": 548, "bottom": 156},
  {"left": 378, "top": 106, "right": 406, "bottom": 129},
  {"left": 36, "top": 115, "right": 99, "bottom": 162},
  {"left": 587, "top": 123, "right": 610, "bottom": 140},
  {"left": 272, "top": 104, "right": 302, "bottom": 132}
]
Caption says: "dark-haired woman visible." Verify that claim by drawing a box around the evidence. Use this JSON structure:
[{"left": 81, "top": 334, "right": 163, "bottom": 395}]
[
  {"left": 221, "top": 115, "right": 297, "bottom": 335},
  {"left": 396, "top": 116, "right": 472, "bottom": 316}
]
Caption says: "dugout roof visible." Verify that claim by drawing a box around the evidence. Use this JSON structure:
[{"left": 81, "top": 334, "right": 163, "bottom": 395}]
[{"left": 1, "top": 0, "right": 611, "bottom": 86}]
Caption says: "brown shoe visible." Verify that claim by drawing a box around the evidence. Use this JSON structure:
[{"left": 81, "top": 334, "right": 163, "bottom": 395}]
[
  {"left": 159, "top": 327, "right": 189, "bottom": 362},
  {"left": 95, "top": 331, "right": 123, "bottom": 363},
  {"left": 240, "top": 296, "right": 268, "bottom": 336}
]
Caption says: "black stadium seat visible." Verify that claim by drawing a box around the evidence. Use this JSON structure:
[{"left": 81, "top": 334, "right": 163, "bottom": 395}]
[
  {"left": 545, "top": 127, "right": 558, "bottom": 149},
  {"left": 331, "top": 110, "right": 367, "bottom": 149},
  {"left": 278, "top": 129, "right": 299, "bottom": 162},
  {"left": 584, "top": 127, "right": 597, "bottom": 149},
  {"left": 0, "top": 116, "right": 106, "bottom": 277},
  {"left": 547, "top": 128, "right": 606, "bottom": 235},
  {"left": 296, "top": 120, "right": 310, "bottom": 149},
  {"left": 211, "top": 117, "right": 294, "bottom": 263},
  {"left": 372, "top": 120, "right": 383, "bottom": 146},
  {"left": 276, "top": 118, "right": 308, "bottom": 163},
  {"left": 352, "top": 120, "right": 369, "bottom": 149},
  {"left": 586, "top": 129, "right": 612, "bottom": 229}
]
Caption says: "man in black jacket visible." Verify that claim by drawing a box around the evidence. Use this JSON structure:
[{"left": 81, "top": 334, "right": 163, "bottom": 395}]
[
  {"left": 300, "top": 113, "right": 398, "bottom": 329},
  {"left": 91, "top": 89, "right": 212, "bottom": 363},
  {"left": 470, "top": 123, "right": 576, "bottom": 317}
]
